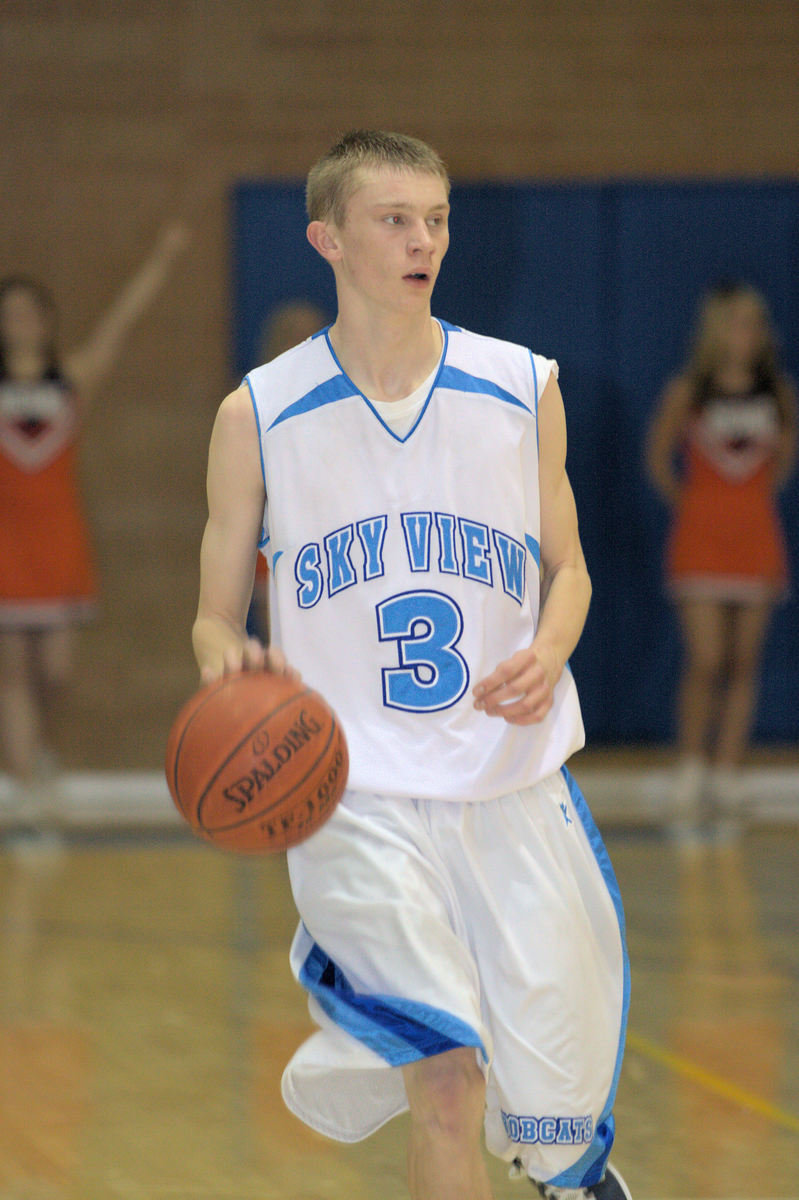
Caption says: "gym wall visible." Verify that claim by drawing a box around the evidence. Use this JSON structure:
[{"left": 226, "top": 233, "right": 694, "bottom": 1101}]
[{"left": 3, "top": 1, "right": 797, "bottom": 762}]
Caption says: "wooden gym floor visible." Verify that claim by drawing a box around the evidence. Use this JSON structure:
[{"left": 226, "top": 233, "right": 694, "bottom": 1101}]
[{"left": 0, "top": 781, "right": 797, "bottom": 1199}]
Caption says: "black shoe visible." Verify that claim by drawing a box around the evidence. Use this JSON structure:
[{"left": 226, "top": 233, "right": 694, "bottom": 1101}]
[
  {"left": 590, "top": 1163, "right": 633, "bottom": 1200},
  {"left": 511, "top": 1159, "right": 632, "bottom": 1200}
]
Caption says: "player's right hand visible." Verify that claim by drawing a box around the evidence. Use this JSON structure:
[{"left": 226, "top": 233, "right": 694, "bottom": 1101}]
[
  {"left": 265, "top": 644, "right": 301, "bottom": 682},
  {"left": 200, "top": 639, "right": 300, "bottom": 686},
  {"left": 200, "top": 637, "right": 266, "bottom": 685}
]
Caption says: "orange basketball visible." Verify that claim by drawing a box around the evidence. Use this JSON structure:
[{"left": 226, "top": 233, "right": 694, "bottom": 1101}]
[{"left": 165, "top": 671, "right": 348, "bottom": 854}]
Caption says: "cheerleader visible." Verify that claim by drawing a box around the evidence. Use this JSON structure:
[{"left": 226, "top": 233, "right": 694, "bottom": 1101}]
[
  {"left": 0, "top": 223, "right": 189, "bottom": 794},
  {"left": 647, "top": 282, "right": 796, "bottom": 824}
]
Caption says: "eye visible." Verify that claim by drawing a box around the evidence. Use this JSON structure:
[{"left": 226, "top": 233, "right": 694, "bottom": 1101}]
[{"left": 385, "top": 214, "right": 404, "bottom": 226}]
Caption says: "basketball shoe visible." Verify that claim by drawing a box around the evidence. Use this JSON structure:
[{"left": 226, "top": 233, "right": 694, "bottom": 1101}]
[{"left": 509, "top": 1159, "right": 633, "bottom": 1200}]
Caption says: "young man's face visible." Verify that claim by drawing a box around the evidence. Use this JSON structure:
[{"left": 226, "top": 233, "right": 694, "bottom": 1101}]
[{"left": 327, "top": 166, "right": 450, "bottom": 315}]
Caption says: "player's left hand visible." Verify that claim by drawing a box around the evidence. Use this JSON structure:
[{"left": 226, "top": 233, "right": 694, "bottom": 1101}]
[{"left": 473, "top": 643, "right": 561, "bottom": 725}]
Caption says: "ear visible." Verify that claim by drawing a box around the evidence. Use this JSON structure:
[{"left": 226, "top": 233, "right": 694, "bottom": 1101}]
[{"left": 307, "top": 220, "right": 342, "bottom": 263}]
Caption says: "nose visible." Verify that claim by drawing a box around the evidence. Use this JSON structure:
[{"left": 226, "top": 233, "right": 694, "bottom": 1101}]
[{"left": 408, "top": 219, "right": 434, "bottom": 253}]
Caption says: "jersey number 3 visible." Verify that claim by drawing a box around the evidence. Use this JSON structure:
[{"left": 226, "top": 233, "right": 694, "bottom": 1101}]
[{"left": 376, "top": 590, "right": 470, "bottom": 712}]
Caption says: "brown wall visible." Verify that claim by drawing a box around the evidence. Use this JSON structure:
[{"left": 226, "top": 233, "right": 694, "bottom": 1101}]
[{"left": 2, "top": 0, "right": 797, "bottom": 767}]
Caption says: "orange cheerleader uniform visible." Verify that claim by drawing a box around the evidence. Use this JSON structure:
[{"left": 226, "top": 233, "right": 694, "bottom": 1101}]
[
  {"left": 667, "top": 390, "right": 789, "bottom": 603},
  {"left": 0, "top": 375, "right": 97, "bottom": 628}
]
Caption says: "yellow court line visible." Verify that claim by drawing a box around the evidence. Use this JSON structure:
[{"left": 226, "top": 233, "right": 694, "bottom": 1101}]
[{"left": 626, "top": 1029, "right": 799, "bottom": 1135}]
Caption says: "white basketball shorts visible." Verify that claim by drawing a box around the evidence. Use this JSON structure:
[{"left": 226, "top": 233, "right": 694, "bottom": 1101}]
[{"left": 282, "top": 767, "right": 629, "bottom": 1187}]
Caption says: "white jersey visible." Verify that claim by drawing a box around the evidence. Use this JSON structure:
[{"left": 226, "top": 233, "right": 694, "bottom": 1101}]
[{"left": 244, "top": 320, "right": 585, "bottom": 801}]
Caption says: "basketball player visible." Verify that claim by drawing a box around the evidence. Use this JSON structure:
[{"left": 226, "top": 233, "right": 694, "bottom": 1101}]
[{"left": 193, "top": 131, "right": 631, "bottom": 1200}]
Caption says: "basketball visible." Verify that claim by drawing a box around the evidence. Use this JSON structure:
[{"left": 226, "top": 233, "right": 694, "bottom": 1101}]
[{"left": 165, "top": 671, "right": 348, "bottom": 854}]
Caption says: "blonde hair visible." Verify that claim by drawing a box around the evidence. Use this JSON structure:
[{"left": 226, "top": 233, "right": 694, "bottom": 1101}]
[
  {"left": 687, "top": 282, "right": 779, "bottom": 399},
  {"left": 306, "top": 130, "right": 450, "bottom": 226}
]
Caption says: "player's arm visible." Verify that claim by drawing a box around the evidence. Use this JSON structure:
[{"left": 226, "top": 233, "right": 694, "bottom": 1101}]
[
  {"left": 473, "top": 375, "right": 591, "bottom": 726},
  {"left": 645, "top": 375, "right": 693, "bottom": 504},
  {"left": 193, "top": 386, "right": 284, "bottom": 684}
]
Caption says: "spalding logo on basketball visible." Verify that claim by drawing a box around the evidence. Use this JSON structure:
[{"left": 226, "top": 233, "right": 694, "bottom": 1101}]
[{"left": 165, "top": 671, "right": 348, "bottom": 853}]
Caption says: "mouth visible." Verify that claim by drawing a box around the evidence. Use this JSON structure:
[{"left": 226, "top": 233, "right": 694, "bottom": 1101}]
[{"left": 404, "top": 271, "right": 431, "bottom": 283}]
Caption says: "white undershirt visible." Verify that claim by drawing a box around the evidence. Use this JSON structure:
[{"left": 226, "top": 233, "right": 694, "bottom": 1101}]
[{"left": 367, "top": 357, "right": 442, "bottom": 437}]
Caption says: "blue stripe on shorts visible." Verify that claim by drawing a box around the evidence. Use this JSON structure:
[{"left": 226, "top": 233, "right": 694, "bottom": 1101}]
[
  {"left": 547, "top": 766, "right": 631, "bottom": 1188},
  {"left": 298, "top": 938, "right": 487, "bottom": 1067}
]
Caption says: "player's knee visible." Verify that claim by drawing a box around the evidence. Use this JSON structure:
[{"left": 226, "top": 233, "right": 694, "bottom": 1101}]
[{"left": 404, "top": 1049, "right": 485, "bottom": 1144}]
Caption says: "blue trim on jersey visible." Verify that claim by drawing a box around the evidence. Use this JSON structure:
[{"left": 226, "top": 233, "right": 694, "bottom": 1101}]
[
  {"left": 436, "top": 317, "right": 463, "bottom": 333},
  {"left": 405, "top": 327, "right": 448, "bottom": 440},
  {"left": 267, "top": 373, "right": 358, "bottom": 431},
  {"left": 529, "top": 350, "right": 541, "bottom": 458},
  {"left": 437, "top": 365, "right": 531, "bottom": 414},
  {"left": 525, "top": 533, "right": 541, "bottom": 568},
  {"left": 259, "top": 530, "right": 269, "bottom": 550},
  {"left": 529, "top": 350, "right": 540, "bottom": 420},
  {"left": 359, "top": 398, "right": 403, "bottom": 443},
  {"left": 244, "top": 375, "right": 268, "bottom": 493},
  {"left": 298, "top": 939, "right": 487, "bottom": 1067},
  {"left": 272, "top": 549, "right": 284, "bottom": 571},
  {"left": 323, "top": 324, "right": 449, "bottom": 444},
  {"left": 548, "top": 767, "right": 630, "bottom": 1189}
]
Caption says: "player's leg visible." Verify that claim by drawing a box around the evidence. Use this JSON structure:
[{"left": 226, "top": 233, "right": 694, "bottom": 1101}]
[
  {"left": 0, "top": 629, "right": 41, "bottom": 781},
  {"left": 403, "top": 1046, "right": 494, "bottom": 1200},
  {"left": 673, "top": 597, "right": 726, "bottom": 815},
  {"left": 715, "top": 599, "right": 771, "bottom": 765},
  {"left": 283, "top": 790, "right": 490, "bottom": 1152},
  {"left": 442, "top": 775, "right": 628, "bottom": 1189}
]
